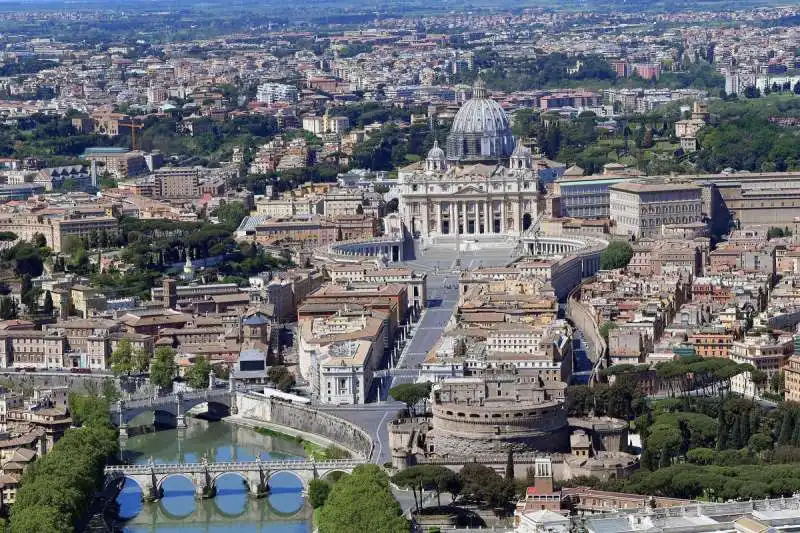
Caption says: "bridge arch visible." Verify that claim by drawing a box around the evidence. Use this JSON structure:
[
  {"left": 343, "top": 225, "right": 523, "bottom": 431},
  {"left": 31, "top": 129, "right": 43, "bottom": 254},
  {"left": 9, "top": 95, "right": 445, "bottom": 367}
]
[
  {"left": 266, "top": 470, "right": 308, "bottom": 492},
  {"left": 321, "top": 469, "right": 350, "bottom": 482},
  {"left": 105, "top": 472, "right": 144, "bottom": 496},
  {"left": 211, "top": 471, "right": 250, "bottom": 491},
  {"left": 120, "top": 475, "right": 145, "bottom": 493},
  {"left": 203, "top": 401, "right": 232, "bottom": 420},
  {"left": 156, "top": 472, "right": 197, "bottom": 496}
]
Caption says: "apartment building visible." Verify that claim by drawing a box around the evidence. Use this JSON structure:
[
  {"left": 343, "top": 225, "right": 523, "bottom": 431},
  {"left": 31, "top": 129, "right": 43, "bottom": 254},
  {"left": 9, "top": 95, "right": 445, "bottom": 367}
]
[
  {"left": 785, "top": 352, "right": 800, "bottom": 403},
  {"left": 155, "top": 167, "right": 200, "bottom": 198},
  {"left": 256, "top": 82, "right": 298, "bottom": 105},
  {"left": 729, "top": 332, "right": 793, "bottom": 398}
]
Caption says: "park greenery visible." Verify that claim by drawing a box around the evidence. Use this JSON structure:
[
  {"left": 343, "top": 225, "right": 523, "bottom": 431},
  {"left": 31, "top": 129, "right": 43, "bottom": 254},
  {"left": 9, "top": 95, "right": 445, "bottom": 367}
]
[
  {"left": 695, "top": 95, "right": 800, "bottom": 173},
  {"left": 599, "top": 240, "right": 633, "bottom": 270},
  {"left": 308, "top": 478, "right": 331, "bottom": 509},
  {"left": 563, "top": 357, "right": 800, "bottom": 501},
  {"left": 393, "top": 464, "right": 462, "bottom": 510},
  {"left": 455, "top": 49, "right": 723, "bottom": 93},
  {"left": 9, "top": 389, "right": 118, "bottom": 533},
  {"left": 89, "top": 203, "right": 289, "bottom": 299},
  {"left": 316, "top": 464, "right": 408, "bottom": 533},
  {"left": 767, "top": 226, "right": 794, "bottom": 239},
  {"left": 392, "top": 461, "right": 517, "bottom": 516},
  {"left": 464, "top": 52, "right": 618, "bottom": 92}
]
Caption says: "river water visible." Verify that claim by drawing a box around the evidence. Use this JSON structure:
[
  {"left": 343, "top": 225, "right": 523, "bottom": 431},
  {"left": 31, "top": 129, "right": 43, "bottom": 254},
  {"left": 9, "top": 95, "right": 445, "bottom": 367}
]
[{"left": 115, "top": 418, "right": 312, "bottom": 532}]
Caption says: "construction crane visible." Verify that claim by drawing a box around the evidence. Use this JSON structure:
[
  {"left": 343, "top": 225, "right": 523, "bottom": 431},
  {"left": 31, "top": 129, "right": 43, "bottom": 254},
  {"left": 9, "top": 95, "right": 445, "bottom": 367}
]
[{"left": 119, "top": 119, "right": 144, "bottom": 151}]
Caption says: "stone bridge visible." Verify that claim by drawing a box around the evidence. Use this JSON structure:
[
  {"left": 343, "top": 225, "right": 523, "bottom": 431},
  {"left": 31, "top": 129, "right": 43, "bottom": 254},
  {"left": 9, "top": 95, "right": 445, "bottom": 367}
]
[
  {"left": 105, "top": 458, "right": 364, "bottom": 501},
  {"left": 111, "top": 389, "right": 235, "bottom": 436}
]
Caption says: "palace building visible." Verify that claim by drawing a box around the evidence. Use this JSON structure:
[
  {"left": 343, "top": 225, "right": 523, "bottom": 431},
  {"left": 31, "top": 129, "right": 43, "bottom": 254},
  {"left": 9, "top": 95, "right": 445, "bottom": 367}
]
[{"left": 398, "top": 81, "right": 541, "bottom": 240}]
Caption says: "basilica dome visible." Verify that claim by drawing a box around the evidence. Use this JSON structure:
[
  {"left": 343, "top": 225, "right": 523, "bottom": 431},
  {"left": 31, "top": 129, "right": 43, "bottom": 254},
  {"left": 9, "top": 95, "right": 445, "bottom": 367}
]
[{"left": 446, "top": 79, "right": 515, "bottom": 162}]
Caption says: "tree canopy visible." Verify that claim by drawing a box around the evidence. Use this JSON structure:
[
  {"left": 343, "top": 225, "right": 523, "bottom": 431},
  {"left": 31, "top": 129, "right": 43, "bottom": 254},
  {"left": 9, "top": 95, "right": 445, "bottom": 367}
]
[
  {"left": 185, "top": 356, "right": 212, "bottom": 389},
  {"left": 10, "top": 390, "right": 118, "bottom": 532},
  {"left": 389, "top": 382, "right": 432, "bottom": 416},
  {"left": 149, "top": 346, "right": 177, "bottom": 389},
  {"left": 600, "top": 240, "right": 633, "bottom": 270},
  {"left": 317, "top": 464, "right": 407, "bottom": 533},
  {"left": 458, "top": 463, "right": 513, "bottom": 508}
]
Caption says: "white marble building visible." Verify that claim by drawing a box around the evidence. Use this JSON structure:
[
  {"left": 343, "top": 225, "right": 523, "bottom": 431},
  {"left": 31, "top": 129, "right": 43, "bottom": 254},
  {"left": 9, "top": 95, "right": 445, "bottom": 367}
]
[
  {"left": 398, "top": 82, "right": 542, "bottom": 241},
  {"left": 398, "top": 141, "right": 541, "bottom": 239}
]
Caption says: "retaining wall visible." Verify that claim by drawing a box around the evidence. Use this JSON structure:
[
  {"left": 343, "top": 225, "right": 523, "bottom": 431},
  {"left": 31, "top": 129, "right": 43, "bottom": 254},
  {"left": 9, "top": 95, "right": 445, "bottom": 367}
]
[{"left": 235, "top": 393, "right": 374, "bottom": 459}]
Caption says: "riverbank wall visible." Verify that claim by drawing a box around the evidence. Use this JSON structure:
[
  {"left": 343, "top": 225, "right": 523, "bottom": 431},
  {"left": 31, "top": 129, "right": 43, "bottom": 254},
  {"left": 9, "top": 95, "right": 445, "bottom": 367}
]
[{"left": 235, "top": 392, "right": 374, "bottom": 459}]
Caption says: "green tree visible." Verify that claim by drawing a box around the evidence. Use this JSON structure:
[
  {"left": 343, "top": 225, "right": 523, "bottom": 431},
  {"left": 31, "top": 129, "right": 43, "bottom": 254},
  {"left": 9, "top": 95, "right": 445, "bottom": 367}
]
[
  {"left": 748, "top": 433, "right": 772, "bottom": 455},
  {"left": 505, "top": 451, "right": 515, "bottom": 482},
  {"left": 393, "top": 465, "right": 459, "bottom": 510},
  {"left": 213, "top": 364, "right": 230, "bottom": 380},
  {"left": 150, "top": 346, "right": 176, "bottom": 389},
  {"left": 132, "top": 347, "right": 151, "bottom": 374},
  {"left": 268, "top": 365, "right": 296, "bottom": 392},
  {"left": 0, "top": 296, "right": 17, "bottom": 320},
  {"left": 31, "top": 232, "right": 47, "bottom": 248},
  {"left": 599, "top": 322, "right": 619, "bottom": 344},
  {"left": 185, "top": 356, "right": 212, "bottom": 389},
  {"left": 308, "top": 478, "right": 331, "bottom": 509},
  {"left": 389, "top": 383, "right": 432, "bottom": 416},
  {"left": 458, "top": 463, "right": 513, "bottom": 508},
  {"left": 771, "top": 371, "right": 785, "bottom": 394},
  {"left": 42, "top": 290, "right": 54, "bottom": 315},
  {"left": 318, "top": 464, "right": 407, "bottom": 533},
  {"left": 392, "top": 466, "right": 425, "bottom": 512},
  {"left": 686, "top": 447, "right": 715, "bottom": 465},
  {"left": 767, "top": 227, "right": 789, "bottom": 239},
  {"left": 641, "top": 128, "right": 654, "bottom": 149},
  {"left": 109, "top": 338, "right": 134, "bottom": 375},
  {"left": 21, "top": 277, "right": 40, "bottom": 315},
  {"left": 778, "top": 409, "right": 794, "bottom": 446},
  {"left": 213, "top": 201, "right": 249, "bottom": 231},
  {"left": 12, "top": 390, "right": 118, "bottom": 533},
  {"left": 750, "top": 369, "right": 768, "bottom": 395},
  {"left": 600, "top": 240, "right": 633, "bottom": 270}
]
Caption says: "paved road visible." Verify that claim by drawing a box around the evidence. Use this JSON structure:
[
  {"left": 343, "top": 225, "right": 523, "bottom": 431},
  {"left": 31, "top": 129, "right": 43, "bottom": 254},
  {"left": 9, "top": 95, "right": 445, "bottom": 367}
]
[
  {"left": 323, "top": 246, "right": 517, "bottom": 465},
  {"left": 321, "top": 401, "right": 402, "bottom": 465}
]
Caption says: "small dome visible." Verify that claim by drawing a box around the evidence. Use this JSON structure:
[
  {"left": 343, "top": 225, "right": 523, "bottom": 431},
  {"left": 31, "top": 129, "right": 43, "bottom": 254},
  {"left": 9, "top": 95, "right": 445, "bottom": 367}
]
[{"left": 427, "top": 140, "right": 445, "bottom": 160}]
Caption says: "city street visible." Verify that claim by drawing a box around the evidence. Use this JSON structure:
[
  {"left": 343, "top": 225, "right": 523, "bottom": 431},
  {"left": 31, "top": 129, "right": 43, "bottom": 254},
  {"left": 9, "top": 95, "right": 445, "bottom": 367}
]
[{"left": 324, "top": 245, "right": 518, "bottom": 464}]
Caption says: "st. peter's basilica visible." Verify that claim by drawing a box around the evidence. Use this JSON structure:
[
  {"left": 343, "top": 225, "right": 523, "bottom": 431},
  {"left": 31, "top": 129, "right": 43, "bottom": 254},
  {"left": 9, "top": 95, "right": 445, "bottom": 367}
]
[{"left": 397, "top": 80, "right": 542, "bottom": 242}]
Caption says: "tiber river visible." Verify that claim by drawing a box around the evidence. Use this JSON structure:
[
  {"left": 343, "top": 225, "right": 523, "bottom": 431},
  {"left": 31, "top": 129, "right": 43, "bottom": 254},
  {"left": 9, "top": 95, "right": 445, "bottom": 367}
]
[{"left": 115, "top": 418, "right": 312, "bottom": 533}]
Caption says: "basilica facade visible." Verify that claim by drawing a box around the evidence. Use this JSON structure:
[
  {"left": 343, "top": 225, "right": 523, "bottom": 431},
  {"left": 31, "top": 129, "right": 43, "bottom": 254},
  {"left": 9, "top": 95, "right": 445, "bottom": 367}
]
[{"left": 398, "top": 82, "right": 541, "bottom": 240}]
